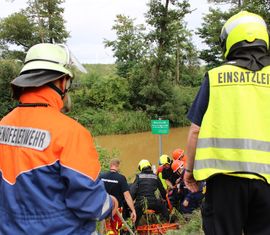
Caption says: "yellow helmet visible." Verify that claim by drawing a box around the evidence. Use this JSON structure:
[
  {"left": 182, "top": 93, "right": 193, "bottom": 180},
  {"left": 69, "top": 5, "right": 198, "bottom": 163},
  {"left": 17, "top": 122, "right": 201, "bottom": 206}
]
[
  {"left": 220, "top": 11, "right": 269, "bottom": 58},
  {"left": 159, "top": 154, "right": 171, "bottom": 166},
  {"left": 138, "top": 159, "right": 151, "bottom": 171}
]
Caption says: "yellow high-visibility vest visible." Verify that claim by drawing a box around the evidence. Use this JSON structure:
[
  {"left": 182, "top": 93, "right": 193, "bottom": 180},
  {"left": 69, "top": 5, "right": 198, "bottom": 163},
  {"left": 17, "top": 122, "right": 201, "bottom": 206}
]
[{"left": 194, "top": 64, "right": 270, "bottom": 183}]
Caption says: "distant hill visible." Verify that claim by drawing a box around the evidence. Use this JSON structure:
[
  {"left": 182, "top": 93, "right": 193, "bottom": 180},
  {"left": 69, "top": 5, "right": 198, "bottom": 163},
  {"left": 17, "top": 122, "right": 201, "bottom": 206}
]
[{"left": 83, "top": 64, "right": 117, "bottom": 77}]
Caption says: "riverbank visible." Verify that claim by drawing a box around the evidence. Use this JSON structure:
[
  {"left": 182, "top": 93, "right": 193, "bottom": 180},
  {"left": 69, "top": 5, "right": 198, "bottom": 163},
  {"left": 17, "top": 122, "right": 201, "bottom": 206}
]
[{"left": 94, "top": 126, "right": 190, "bottom": 179}]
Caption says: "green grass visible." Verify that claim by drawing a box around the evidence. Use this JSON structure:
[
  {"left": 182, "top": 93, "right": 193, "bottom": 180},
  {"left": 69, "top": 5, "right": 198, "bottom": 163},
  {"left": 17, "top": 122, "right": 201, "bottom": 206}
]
[
  {"left": 133, "top": 198, "right": 203, "bottom": 235},
  {"left": 166, "top": 209, "right": 204, "bottom": 235},
  {"left": 70, "top": 108, "right": 151, "bottom": 136},
  {"left": 83, "top": 64, "right": 117, "bottom": 77}
]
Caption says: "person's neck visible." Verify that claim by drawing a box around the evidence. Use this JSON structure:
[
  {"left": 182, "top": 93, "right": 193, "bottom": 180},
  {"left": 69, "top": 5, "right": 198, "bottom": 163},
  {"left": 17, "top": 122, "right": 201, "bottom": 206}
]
[
  {"left": 110, "top": 168, "right": 118, "bottom": 172},
  {"left": 20, "top": 86, "right": 63, "bottom": 110}
]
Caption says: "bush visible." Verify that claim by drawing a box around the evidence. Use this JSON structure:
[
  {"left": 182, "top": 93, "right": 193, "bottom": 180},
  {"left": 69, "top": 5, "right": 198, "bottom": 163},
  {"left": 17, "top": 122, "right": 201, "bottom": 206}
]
[
  {"left": 160, "top": 85, "right": 199, "bottom": 127},
  {"left": 166, "top": 209, "right": 203, "bottom": 235},
  {"left": 0, "top": 60, "right": 21, "bottom": 118},
  {"left": 70, "top": 108, "right": 150, "bottom": 136},
  {"left": 68, "top": 64, "right": 201, "bottom": 135},
  {"left": 95, "top": 143, "right": 119, "bottom": 171}
]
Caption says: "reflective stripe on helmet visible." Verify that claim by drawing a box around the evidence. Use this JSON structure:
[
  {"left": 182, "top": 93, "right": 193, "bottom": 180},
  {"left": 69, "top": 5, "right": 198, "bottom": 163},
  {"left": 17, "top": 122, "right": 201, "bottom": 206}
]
[
  {"left": 220, "top": 11, "right": 269, "bottom": 58},
  {"left": 220, "top": 14, "right": 267, "bottom": 43}
]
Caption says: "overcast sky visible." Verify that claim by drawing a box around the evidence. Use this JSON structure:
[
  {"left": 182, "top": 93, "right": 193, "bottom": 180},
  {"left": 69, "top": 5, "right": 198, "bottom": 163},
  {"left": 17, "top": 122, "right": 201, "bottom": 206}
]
[{"left": 1, "top": 0, "right": 214, "bottom": 64}]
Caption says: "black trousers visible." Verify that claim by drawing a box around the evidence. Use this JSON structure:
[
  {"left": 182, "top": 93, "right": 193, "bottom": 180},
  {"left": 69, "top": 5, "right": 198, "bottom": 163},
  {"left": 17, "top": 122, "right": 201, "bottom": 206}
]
[
  {"left": 135, "top": 198, "right": 169, "bottom": 227},
  {"left": 202, "top": 174, "right": 270, "bottom": 235}
]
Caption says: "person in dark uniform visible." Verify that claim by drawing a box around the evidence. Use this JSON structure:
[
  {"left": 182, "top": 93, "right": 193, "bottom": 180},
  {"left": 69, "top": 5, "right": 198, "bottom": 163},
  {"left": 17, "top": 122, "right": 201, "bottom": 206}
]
[
  {"left": 171, "top": 160, "right": 205, "bottom": 215},
  {"left": 100, "top": 158, "right": 136, "bottom": 234},
  {"left": 130, "top": 159, "right": 170, "bottom": 227}
]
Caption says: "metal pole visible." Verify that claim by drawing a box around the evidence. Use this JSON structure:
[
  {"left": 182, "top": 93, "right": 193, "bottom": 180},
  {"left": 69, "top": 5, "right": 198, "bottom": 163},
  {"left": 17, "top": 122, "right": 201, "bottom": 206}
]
[
  {"left": 159, "top": 134, "right": 163, "bottom": 157},
  {"left": 116, "top": 210, "right": 135, "bottom": 235},
  {"left": 158, "top": 117, "right": 163, "bottom": 158}
]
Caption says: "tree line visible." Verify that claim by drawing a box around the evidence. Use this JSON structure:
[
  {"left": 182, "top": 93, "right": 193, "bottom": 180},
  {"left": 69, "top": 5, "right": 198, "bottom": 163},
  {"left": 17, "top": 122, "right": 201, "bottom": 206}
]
[{"left": 0, "top": 0, "right": 269, "bottom": 136}]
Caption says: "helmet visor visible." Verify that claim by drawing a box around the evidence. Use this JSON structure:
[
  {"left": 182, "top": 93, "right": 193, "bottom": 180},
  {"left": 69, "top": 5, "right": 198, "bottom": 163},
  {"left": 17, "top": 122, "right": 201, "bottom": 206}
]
[{"left": 58, "top": 44, "right": 87, "bottom": 74}]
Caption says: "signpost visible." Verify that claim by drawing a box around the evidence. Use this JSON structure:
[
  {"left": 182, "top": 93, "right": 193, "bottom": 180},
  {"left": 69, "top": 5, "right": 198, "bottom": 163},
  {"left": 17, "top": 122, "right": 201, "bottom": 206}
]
[
  {"left": 151, "top": 119, "right": 169, "bottom": 158},
  {"left": 151, "top": 120, "right": 170, "bottom": 135}
]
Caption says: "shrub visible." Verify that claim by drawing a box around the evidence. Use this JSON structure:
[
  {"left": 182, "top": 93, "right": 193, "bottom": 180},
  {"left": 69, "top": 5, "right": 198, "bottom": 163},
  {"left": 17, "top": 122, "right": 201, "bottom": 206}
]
[
  {"left": 95, "top": 143, "right": 119, "bottom": 171},
  {"left": 70, "top": 108, "right": 150, "bottom": 136},
  {"left": 0, "top": 60, "right": 21, "bottom": 118},
  {"left": 166, "top": 209, "right": 203, "bottom": 235}
]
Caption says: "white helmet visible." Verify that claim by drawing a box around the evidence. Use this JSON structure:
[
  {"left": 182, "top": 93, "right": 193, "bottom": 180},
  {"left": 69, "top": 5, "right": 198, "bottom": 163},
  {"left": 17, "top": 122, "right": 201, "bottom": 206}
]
[{"left": 11, "top": 43, "right": 87, "bottom": 87}]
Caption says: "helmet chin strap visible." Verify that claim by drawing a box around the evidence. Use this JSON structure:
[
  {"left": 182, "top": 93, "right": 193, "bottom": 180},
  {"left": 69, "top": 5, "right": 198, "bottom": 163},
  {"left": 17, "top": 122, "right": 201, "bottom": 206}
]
[{"left": 47, "top": 82, "right": 66, "bottom": 99}]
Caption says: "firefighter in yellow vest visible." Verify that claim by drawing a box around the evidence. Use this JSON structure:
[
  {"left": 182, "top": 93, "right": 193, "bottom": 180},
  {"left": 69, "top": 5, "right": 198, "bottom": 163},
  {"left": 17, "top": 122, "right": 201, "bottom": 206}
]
[{"left": 184, "top": 11, "right": 270, "bottom": 235}]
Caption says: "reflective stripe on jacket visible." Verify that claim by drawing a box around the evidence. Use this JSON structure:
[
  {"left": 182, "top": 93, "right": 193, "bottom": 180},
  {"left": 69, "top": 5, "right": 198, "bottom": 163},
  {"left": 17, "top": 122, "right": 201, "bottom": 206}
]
[
  {"left": 0, "top": 87, "right": 113, "bottom": 234},
  {"left": 130, "top": 169, "right": 166, "bottom": 201},
  {"left": 194, "top": 64, "right": 270, "bottom": 183}
]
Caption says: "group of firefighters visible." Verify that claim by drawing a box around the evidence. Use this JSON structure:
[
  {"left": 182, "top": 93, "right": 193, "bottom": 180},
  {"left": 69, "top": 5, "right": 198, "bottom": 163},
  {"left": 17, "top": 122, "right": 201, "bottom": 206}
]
[
  {"left": 0, "top": 35, "right": 206, "bottom": 235},
  {"left": 100, "top": 148, "right": 206, "bottom": 235},
  {"left": 2, "top": 10, "right": 270, "bottom": 235}
]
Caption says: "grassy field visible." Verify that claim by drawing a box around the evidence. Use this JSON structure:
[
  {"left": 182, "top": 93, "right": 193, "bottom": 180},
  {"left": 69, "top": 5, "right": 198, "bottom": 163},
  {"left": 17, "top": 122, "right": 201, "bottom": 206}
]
[
  {"left": 83, "top": 64, "right": 117, "bottom": 77},
  {"left": 166, "top": 209, "right": 204, "bottom": 235}
]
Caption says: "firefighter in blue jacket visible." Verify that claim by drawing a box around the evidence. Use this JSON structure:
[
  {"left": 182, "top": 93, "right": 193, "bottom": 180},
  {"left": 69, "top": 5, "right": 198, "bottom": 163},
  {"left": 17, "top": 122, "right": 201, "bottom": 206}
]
[{"left": 0, "top": 43, "right": 118, "bottom": 235}]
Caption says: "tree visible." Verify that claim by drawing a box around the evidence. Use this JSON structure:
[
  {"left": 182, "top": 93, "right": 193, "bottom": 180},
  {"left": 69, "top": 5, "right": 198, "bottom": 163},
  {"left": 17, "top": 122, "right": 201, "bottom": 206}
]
[
  {"left": 136, "top": 0, "right": 197, "bottom": 118},
  {"left": 24, "top": 0, "right": 69, "bottom": 43},
  {"left": 207, "top": 0, "right": 243, "bottom": 7},
  {"left": 105, "top": 0, "right": 201, "bottom": 121},
  {"left": 211, "top": 0, "right": 270, "bottom": 24},
  {"left": 0, "top": 0, "right": 69, "bottom": 59},
  {"left": 0, "top": 12, "right": 36, "bottom": 49},
  {"left": 197, "top": 8, "right": 229, "bottom": 69},
  {"left": 145, "top": 0, "right": 191, "bottom": 81},
  {"left": 104, "top": 15, "right": 147, "bottom": 78},
  {"left": 169, "top": 20, "right": 201, "bottom": 85}
]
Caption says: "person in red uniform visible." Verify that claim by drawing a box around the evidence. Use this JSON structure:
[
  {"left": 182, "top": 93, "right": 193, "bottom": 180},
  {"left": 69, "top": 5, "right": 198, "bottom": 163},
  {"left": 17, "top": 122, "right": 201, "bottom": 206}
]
[{"left": 0, "top": 43, "right": 118, "bottom": 235}]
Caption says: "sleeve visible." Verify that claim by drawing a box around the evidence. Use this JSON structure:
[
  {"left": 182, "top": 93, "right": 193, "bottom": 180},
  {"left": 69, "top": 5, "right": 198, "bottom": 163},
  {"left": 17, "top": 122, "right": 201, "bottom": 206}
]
[
  {"left": 185, "top": 190, "right": 204, "bottom": 202},
  {"left": 184, "top": 191, "right": 193, "bottom": 202},
  {"left": 130, "top": 175, "right": 139, "bottom": 199},
  {"left": 161, "top": 169, "right": 170, "bottom": 180},
  {"left": 187, "top": 73, "right": 210, "bottom": 126},
  {"left": 120, "top": 175, "right": 130, "bottom": 193},
  {"left": 59, "top": 122, "right": 113, "bottom": 220},
  {"left": 157, "top": 177, "right": 167, "bottom": 199}
]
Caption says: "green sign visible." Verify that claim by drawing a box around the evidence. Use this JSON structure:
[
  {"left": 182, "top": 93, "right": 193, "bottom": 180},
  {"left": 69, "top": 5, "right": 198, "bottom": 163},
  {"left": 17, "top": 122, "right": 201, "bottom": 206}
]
[{"left": 151, "top": 120, "right": 169, "bottom": 134}]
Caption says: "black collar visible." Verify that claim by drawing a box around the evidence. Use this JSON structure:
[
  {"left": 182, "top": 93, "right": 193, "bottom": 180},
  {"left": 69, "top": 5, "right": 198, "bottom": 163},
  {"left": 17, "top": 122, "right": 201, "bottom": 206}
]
[{"left": 226, "top": 46, "right": 270, "bottom": 71}]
